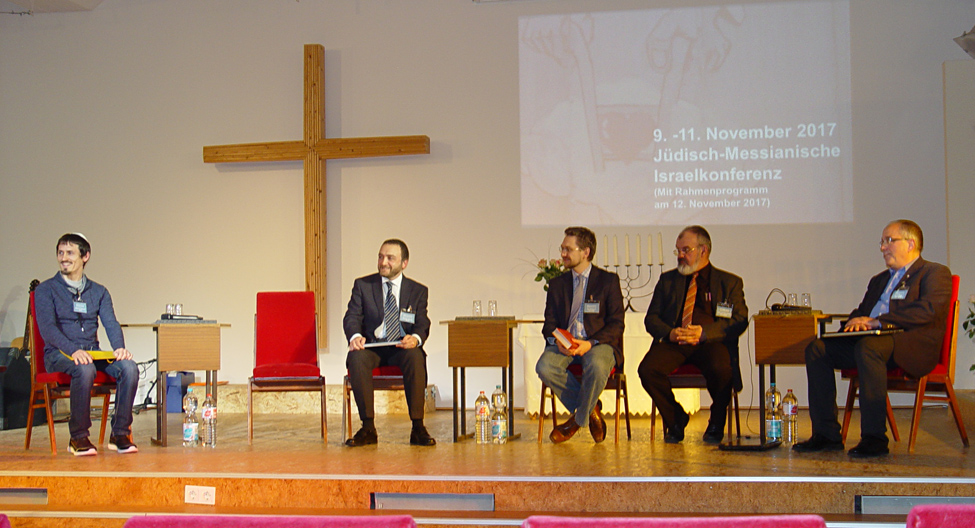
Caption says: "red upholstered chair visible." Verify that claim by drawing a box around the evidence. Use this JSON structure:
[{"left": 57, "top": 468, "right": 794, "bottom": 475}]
[
  {"left": 522, "top": 514, "right": 826, "bottom": 528},
  {"left": 342, "top": 365, "right": 405, "bottom": 441},
  {"left": 25, "top": 285, "right": 115, "bottom": 455},
  {"left": 841, "top": 275, "right": 968, "bottom": 453},
  {"left": 649, "top": 363, "right": 741, "bottom": 443},
  {"left": 122, "top": 514, "right": 417, "bottom": 528},
  {"left": 248, "top": 291, "right": 326, "bottom": 444},
  {"left": 907, "top": 504, "right": 975, "bottom": 528},
  {"left": 538, "top": 364, "right": 632, "bottom": 443}
]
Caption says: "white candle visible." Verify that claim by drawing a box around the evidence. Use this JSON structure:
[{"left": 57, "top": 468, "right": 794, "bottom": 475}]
[
  {"left": 603, "top": 236, "right": 608, "bottom": 266},
  {"left": 635, "top": 235, "right": 641, "bottom": 266},
  {"left": 613, "top": 236, "right": 619, "bottom": 266},
  {"left": 647, "top": 234, "right": 653, "bottom": 266},
  {"left": 625, "top": 235, "right": 631, "bottom": 266},
  {"left": 657, "top": 232, "right": 664, "bottom": 265}
]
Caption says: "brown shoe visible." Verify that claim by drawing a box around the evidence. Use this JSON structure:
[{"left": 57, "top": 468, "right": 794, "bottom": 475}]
[
  {"left": 588, "top": 400, "right": 607, "bottom": 443},
  {"left": 549, "top": 414, "right": 580, "bottom": 443}
]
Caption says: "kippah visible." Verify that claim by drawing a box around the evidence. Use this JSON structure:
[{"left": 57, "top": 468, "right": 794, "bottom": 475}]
[{"left": 69, "top": 232, "right": 89, "bottom": 243}]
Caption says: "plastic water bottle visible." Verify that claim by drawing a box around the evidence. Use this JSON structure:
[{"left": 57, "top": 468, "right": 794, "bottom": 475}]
[
  {"left": 491, "top": 385, "right": 507, "bottom": 413},
  {"left": 182, "top": 388, "right": 199, "bottom": 447},
  {"left": 474, "top": 391, "right": 491, "bottom": 444},
  {"left": 782, "top": 389, "right": 799, "bottom": 444},
  {"left": 201, "top": 393, "right": 217, "bottom": 448},
  {"left": 765, "top": 382, "right": 782, "bottom": 442},
  {"left": 491, "top": 404, "right": 508, "bottom": 444}
]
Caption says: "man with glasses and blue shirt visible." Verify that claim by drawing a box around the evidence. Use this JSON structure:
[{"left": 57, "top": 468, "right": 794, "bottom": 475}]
[
  {"left": 794, "top": 220, "right": 952, "bottom": 458},
  {"left": 536, "top": 226, "right": 625, "bottom": 443},
  {"left": 639, "top": 225, "right": 747, "bottom": 444}
]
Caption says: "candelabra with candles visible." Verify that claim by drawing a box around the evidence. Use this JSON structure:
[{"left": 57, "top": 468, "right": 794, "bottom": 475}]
[{"left": 598, "top": 233, "right": 667, "bottom": 312}]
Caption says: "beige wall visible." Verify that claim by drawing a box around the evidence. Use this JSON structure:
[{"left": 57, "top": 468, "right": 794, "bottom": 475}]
[{"left": 1, "top": 0, "right": 972, "bottom": 411}]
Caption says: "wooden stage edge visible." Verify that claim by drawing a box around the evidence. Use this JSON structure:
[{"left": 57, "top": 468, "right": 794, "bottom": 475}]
[{"left": 1, "top": 399, "right": 974, "bottom": 528}]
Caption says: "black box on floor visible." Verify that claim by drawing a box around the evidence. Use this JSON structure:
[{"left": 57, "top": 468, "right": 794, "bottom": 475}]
[{"left": 0, "top": 347, "right": 47, "bottom": 430}]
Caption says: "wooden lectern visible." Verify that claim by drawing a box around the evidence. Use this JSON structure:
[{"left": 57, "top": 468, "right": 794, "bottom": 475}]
[{"left": 441, "top": 318, "right": 540, "bottom": 442}]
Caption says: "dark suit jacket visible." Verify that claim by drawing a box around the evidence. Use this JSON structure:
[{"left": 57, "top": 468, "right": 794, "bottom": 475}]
[
  {"left": 848, "top": 257, "right": 952, "bottom": 377},
  {"left": 542, "top": 265, "right": 625, "bottom": 366},
  {"left": 342, "top": 273, "right": 431, "bottom": 354},
  {"left": 644, "top": 264, "right": 748, "bottom": 390}
]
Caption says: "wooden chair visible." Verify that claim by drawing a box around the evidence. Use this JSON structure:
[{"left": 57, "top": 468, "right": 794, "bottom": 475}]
[
  {"left": 342, "top": 365, "right": 405, "bottom": 441},
  {"left": 248, "top": 291, "right": 326, "bottom": 444},
  {"left": 538, "top": 363, "right": 632, "bottom": 443},
  {"left": 649, "top": 363, "right": 741, "bottom": 443},
  {"left": 841, "top": 274, "right": 968, "bottom": 452},
  {"left": 25, "top": 286, "right": 114, "bottom": 455}
]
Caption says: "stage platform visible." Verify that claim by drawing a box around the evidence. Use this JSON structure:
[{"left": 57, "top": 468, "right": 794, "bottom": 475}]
[{"left": 1, "top": 392, "right": 974, "bottom": 528}]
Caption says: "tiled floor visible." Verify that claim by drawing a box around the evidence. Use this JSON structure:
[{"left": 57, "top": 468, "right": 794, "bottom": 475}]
[{"left": 1, "top": 393, "right": 972, "bottom": 479}]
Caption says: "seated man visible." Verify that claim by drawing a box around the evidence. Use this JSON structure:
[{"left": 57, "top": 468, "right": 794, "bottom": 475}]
[
  {"left": 794, "top": 219, "right": 952, "bottom": 458},
  {"left": 639, "top": 225, "right": 747, "bottom": 444},
  {"left": 343, "top": 239, "right": 435, "bottom": 447},
  {"left": 536, "top": 226, "right": 625, "bottom": 443},
  {"left": 34, "top": 233, "right": 139, "bottom": 456}
]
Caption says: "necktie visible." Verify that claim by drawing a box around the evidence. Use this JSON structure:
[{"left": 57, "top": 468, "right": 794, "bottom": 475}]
[
  {"left": 682, "top": 272, "right": 698, "bottom": 328},
  {"left": 384, "top": 281, "right": 403, "bottom": 340},
  {"left": 570, "top": 274, "right": 587, "bottom": 338}
]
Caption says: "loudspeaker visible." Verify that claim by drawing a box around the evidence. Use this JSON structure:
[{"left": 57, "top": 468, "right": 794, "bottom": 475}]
[{"left": 0, "top": 347, "right": 46, "bottom": 430}]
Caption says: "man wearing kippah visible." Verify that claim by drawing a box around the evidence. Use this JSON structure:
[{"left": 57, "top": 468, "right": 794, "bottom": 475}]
[{"left": 34, "top": 233, "right": 140, "bottom": 456}]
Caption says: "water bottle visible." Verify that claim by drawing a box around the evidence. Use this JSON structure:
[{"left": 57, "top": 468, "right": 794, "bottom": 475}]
[
  {"left": 491, "top": 385, "right": 507, "bottom": 413},
  {"left": 491, "top": 404, "right": 508, "bottom": 444},
  {"left": 765, "top": 382, "right": 782, "bottom": 442},
  {"left": 474, "top": 391, "right": 491, "bottom": 444},
  {"left": 201, "top": 393, "right": 217, "bottom": 448},
  {"left": 782, "top": 389, "right": 799, "bottom": 444},
  {"left": 182, "top": 388, "right": 199, "bottom": 447}
]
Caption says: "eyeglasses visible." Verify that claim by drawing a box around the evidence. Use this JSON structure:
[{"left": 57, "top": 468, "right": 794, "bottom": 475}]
[
  {"left": 674, "top": 246, "right": 701, "bottom": 257},
  {"left": 559, "top": 246, "right": 583, "bottom": 254},
  {"left": 879, "top": 237, "right": 906, "bottom": 247}
]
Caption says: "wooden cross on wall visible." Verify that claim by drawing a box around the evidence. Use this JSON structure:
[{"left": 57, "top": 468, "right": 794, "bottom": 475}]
[{"left": 203, "top": 44, "right": 430, "bottom": 347}]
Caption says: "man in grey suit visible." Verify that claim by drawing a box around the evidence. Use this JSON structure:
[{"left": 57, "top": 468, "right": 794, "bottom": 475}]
[
  {"left": 343, "top": 239, "right": 435, "bottom": 447},
  {"left": 794, "top": 220, "right": 953, "bottom": 458}
]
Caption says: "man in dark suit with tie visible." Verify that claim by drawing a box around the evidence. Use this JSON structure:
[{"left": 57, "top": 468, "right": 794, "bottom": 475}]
[
  {"left": 639, "top": 225, "right": 748, "bottom": 445},
  {"left": 537, "top": 226, "right": 625, "bottom": 443},
  {"left": 794, "top": 220, "right": 953, "bottom": 458},
  {"left": 343, "top": 239, "right": 435, "bottom": 447}
]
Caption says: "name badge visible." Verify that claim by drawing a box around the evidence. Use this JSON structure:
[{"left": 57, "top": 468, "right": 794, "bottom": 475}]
[
  {"left": 891, "top": 286, "right": 909, "bottom": 300},
  {"left": 583, "top": 301, "right": 600, "bottom": 314},
  {"left": 400, "top": 310, "right": 416, "bottom": 324},
  {"left": 73, "top": 301, "right": 87, "bottom": 314},
  {"left": 715, "top": 302, "right": 733, "bottom": 319}
]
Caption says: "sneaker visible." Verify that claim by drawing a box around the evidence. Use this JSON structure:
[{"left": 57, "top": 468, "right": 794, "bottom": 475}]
[
  {"left": 108, "top": 434, "right": 139, "bottom": 454},
  {"left": 68, "top": 437, "right": 98, "bottom": 456}
]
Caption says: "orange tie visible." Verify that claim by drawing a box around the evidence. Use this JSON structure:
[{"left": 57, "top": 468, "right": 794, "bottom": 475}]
[{"left": 682, "top": 272, "right": 698, "bottom": 328}]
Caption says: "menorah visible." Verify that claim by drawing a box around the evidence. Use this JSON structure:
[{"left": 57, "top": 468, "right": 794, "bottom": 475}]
[{"left": 596, "top": 233, "right": 668, "bottom": 313}]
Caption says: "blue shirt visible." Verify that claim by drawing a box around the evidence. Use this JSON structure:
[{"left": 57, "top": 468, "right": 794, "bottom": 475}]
[
  {"left": 34, "top": 272, "right": 125, "bottom": 366},
  {"left": 869, "top": 257, "right": 918, "bottom": 318}
]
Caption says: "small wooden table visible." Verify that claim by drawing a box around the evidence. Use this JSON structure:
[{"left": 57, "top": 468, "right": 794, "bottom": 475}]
[
  {"left": 440, "top": 318, "right": 540, "bottom": 442},
  {"left": 123, "top": 322, "right": 229, "bottom": 446}
]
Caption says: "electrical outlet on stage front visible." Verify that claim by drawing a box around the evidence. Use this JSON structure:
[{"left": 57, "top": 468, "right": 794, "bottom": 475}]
[{"left": 184, "top": 485, "right": 216, "bottom": 505}]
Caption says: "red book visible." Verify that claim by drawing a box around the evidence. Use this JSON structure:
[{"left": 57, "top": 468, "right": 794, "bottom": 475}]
[{"left": 552, "top": 328, "right": 578, "bottom": 350}]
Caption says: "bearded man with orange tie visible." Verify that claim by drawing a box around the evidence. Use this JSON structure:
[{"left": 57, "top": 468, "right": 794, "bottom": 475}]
[{"left": 638, "top": 226, "right": 748, "bottom": 444}]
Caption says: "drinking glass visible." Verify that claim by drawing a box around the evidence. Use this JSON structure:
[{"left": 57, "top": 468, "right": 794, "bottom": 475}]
[
  {"left": 787, "top": 293, "right": 798, "bottom": 306},
  {"left": 488, "top": 300, "right": 498, "bottom": 317},
  {"left": 801, "top": 293, "right": 811, "bottom": 308},
  {"left": 472, "top": 300, "right": 482, "bottom": 317}
]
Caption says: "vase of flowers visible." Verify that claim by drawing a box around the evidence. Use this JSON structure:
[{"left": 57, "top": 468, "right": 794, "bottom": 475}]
[{"left": 534, "top": 258, "right": 566, "bottom": 291}]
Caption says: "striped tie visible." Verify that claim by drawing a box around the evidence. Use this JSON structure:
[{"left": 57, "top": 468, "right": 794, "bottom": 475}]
[
  {"left": 384, "top": 281, "right": 403, "bottom": 340},
  {"left": 682, "top": 272, "right": 698, "bottom": 328}
]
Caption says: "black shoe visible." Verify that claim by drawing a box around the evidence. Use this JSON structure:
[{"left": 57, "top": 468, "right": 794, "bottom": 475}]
[
  {"left": 792, "top": 434, "right": 844, "bottom": 453},
  {"left": 588, "top": 401, "right": 607, "bottom": 443},
  {"left": 702, "top": 423, "right": 724, "bottom": 445},
  {"left": 848, "top": 436, "right": 889, "bottom": 458},
  {"left": 345, "top": 427, "right": 378, "bottom": 447},
  {"left": 410, "top": 425, "right": 436, "bottom": 446},
  {"left": 68, "top": 437, "right": 97, "bottom": 456},
  {"left": 664, "top": 411, "right": 689, "bottom": 444},
  {"left": 108, "top": 434, "right": 138, "bottom": 454}
]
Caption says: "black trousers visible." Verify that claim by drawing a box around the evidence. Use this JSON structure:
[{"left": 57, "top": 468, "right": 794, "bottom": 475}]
[
  {"left": 347, "top": 345, "right": 428, "bottom": 422},
  {"left": 804, "top": 335, "right": 895, "bottom": 442},
  {"left": 638, "top": 340, "right": 733, "bottom": 430}
]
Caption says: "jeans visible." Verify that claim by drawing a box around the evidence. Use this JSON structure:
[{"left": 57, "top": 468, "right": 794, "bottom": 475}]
[
  {"left": 535, "top": 344, "right": 616, "bottom": 427},
  {"left": 45, "top": 353, "right": 139, "bottom": 440}
]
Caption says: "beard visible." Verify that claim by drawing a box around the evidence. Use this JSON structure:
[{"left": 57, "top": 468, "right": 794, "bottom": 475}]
[{"left": 677, "top": 262, "right": 696, "bottom": 275}]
